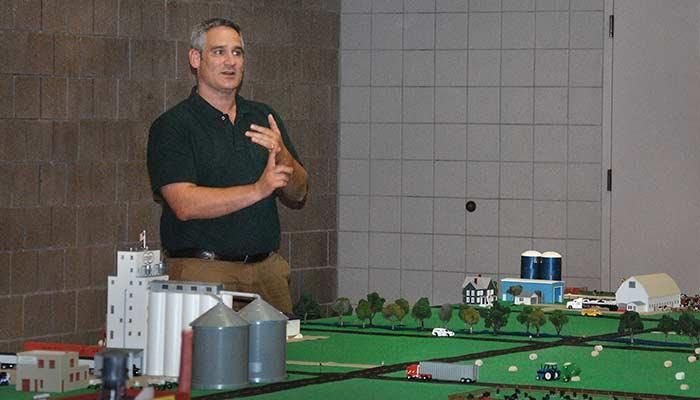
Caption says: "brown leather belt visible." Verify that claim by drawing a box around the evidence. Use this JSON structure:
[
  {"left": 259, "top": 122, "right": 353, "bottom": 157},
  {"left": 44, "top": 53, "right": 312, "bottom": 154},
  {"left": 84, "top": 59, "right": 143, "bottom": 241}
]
[{"left": 166, "top": 248, "right": 271, "bottom": 264}]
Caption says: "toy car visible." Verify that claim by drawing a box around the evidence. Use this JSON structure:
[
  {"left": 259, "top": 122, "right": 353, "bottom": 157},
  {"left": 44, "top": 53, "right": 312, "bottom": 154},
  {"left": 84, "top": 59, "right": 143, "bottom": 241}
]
[
  {"left": 431, "top": 328, "right": 455, "bottom": 337},
  {"left": 581, "top": 307, "right": 603, "bottom": 317}
]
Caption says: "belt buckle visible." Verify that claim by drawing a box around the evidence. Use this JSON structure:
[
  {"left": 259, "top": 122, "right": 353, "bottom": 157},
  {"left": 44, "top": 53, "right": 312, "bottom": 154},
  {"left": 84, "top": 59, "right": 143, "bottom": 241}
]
[
  {"left": 202, "top": 250, "right": 216, "bottom": 260},
  {"left": 243, "top": 254, "right": 250, "bottom": 263}
]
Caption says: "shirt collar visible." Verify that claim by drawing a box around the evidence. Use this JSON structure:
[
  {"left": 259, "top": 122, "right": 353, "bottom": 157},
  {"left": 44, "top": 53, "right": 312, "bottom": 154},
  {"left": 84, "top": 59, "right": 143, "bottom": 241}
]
[{"left": 187, "top": 86, "right": 250, "bottom": 121}]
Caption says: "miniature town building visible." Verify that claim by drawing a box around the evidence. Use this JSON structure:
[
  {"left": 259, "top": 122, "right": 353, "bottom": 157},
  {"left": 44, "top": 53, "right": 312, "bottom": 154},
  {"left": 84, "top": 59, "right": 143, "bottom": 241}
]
[
  {"left": 15, "top": 350, "right": 89, "bottom": 393},
  {"left": 461, "top": 276, "right": 497, "bottom": 306},
  {"left": 500, "top": 278, "right": 565, "bottom": 304},
  {"left": 615, "top": 273, "right": 681, "bottom": 312}
]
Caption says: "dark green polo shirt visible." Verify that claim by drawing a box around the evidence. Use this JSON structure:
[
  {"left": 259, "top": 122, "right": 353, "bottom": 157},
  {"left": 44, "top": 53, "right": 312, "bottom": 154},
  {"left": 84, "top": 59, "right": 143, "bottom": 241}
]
[{"left": 147, "top": 88, "right": 301, "bottom": 255}]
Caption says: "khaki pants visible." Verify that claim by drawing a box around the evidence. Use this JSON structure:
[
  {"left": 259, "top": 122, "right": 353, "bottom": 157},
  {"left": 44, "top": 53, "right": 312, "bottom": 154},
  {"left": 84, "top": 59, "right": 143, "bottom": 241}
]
[{"left": 165, "top": 252, "right": 292, "bottom": 314}]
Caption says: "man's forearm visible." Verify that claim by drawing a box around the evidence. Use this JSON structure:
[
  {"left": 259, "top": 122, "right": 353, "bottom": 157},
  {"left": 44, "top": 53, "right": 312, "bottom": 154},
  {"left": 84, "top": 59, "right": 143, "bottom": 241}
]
[{"left": 161, "top": 182, "right": 266, "bottom": 221}]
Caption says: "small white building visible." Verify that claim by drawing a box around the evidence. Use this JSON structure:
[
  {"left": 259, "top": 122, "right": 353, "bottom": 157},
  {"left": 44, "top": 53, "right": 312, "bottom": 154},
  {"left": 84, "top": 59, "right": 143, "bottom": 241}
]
[
  {"left": 513, "top": 292, "right": 540, "bottom": 305},
  {"left": 462, "top": 276, "right": 497, "bottom": 306},
  {"left": 615, "top": 273, "right": 681, "bottom": 312}
]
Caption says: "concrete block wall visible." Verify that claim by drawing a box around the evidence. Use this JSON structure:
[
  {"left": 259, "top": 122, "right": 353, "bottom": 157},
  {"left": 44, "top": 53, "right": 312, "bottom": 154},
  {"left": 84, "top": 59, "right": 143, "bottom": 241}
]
[
  {"left": 0, "top": 0, "right": 339, "bottom": 351},
  {"left": 337, "top": 0, "right": 605, "bottom": 306}
]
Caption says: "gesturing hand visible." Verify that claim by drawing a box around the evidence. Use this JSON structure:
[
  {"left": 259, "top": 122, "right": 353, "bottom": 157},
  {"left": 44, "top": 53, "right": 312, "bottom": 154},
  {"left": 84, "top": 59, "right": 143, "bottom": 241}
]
[
  {"left": 245, "top": 114, "right": 293, "bottom": 166},
  {"left": 255, "top": 146, "right": 294, "bottom": 198}
]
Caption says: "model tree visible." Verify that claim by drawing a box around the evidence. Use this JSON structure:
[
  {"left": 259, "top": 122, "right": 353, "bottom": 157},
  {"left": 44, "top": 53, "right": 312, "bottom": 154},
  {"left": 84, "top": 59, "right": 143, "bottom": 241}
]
[
  {"left": 617, "top": 310, "right": 644, "bottom": 344},
  {"left": 548, "top": 309, "right": 569, "bottom": 336},
  {"left": 366, "top": 292, "right": 386, "bottom": 327},
  {"left": 459, "top": 304, "right": 480, "bottom": 334},
  {"left": 439, "top": 304, "right": 453, "bottom": 327},
  {"left": 395, "top": 298, "right": 410, "bottom": 316},
  {"left": 411, "top": 297, "right": 432, "bottom": 330},
  {"left": 517, "top": 306, "right": 534, "bottom": 334},
  {"left": 382, "top": 302, "right": 406, "bottom": 330},
  {"left": 529, "top": 308, "right": 547, "bottom": 337},
  {"left": 656, "top": 314, "right": 677, "bottom": 342},
  {"left": 293, "top": 293, "right": 321, "bottom": 322},
  {"left": 481, "top": 301, "right": 511, "bottom": 335},
  {"left": 356, "top": 299, "right": 371, "bottom": 328},
  {"left": 331, "top": 297, "right": 353, "bottom": 327},
  {"left": 506, "top": 285, "right": 523, "bottom": 299},
  {"left": 677, "top": 311, "right": 700, "bottom": 345}
]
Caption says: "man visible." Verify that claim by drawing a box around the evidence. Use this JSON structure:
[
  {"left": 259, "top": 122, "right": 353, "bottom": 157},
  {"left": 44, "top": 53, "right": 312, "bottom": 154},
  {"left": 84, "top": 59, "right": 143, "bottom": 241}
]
[{"left": 147, "top": 18, "right": 308, "bottom": 313}]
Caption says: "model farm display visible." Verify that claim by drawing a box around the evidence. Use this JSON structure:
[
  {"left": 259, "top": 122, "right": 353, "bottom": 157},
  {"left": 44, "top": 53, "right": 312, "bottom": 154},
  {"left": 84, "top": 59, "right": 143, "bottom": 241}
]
[{"left": 5, "top": 242, "right": 700, "bottom": 400}]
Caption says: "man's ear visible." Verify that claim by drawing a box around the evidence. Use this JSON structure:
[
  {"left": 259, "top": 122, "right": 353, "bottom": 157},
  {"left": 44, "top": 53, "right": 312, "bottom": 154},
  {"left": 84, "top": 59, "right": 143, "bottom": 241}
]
[{"left": 188, "top": 48, "right": 201, "bottom": 69}]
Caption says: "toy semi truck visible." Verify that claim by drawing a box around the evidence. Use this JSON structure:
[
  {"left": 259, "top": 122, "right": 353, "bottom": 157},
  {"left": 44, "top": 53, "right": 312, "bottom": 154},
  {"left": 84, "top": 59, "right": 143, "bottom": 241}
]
[
  {"left": 406, "top": 361, "right": 479, "bottom": 383},
  {"left": 566, "top": 297, "right": 618, "bottom": 311}
]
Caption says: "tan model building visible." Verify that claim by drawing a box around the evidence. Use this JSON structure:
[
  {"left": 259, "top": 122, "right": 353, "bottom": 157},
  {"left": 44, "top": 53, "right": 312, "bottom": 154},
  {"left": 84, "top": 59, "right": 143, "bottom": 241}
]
[{"left": 15, "top": 350, "right": 89, "bottom": 393}]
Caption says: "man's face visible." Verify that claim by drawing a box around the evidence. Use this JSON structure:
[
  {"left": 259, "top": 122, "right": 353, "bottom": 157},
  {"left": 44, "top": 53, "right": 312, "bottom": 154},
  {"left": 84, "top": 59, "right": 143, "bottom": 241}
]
[{"left": 190, "top": 26, "right": 245, "bottom": 95}]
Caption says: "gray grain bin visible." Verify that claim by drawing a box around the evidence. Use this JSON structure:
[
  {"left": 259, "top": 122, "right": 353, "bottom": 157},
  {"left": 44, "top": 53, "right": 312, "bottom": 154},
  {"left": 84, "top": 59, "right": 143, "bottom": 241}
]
[
  {"left": 239, "top": 298, "right": 288, "bottom": 383},
  {"left": 190, "top": 301, "right": 249, "bottom": 390}
]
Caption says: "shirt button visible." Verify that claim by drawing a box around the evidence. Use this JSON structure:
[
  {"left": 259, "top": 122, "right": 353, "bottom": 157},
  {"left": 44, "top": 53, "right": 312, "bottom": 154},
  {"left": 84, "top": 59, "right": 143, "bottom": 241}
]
[{"left": 221, "top": 115, "right": 226, "bottom": 121}]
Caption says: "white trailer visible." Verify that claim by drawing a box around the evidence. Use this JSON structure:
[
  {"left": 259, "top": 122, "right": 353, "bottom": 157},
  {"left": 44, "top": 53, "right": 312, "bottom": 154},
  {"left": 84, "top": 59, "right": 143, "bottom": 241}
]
[
  {"left": 406, "top": 361, "right": 479, "bottom": 383},
  {"left": 566, "top": 297, "right": 618, "bottom": 311}
]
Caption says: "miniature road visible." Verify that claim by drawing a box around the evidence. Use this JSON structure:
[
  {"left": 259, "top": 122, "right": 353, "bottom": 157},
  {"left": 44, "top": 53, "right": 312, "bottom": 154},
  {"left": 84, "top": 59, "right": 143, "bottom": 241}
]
[
  {"left": 286, "top": 360, "right": 379, "bottom": 369},
  {"left": 192, "top": 329, "right": 648, "bottom": 399}
]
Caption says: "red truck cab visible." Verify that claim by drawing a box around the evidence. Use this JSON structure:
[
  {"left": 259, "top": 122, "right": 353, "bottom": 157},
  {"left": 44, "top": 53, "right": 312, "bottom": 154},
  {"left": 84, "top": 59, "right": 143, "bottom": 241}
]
[{"left": 406, "top": 364, "right": 432, "bottom": 380}]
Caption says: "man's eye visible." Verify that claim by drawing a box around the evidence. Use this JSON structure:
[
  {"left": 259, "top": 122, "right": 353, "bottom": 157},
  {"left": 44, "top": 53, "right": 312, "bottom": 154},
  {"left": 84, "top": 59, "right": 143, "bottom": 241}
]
[
  {"left": 233, "top": 49, "right": 243, "bottom": 57},
  {"left": 213, "top": 49, "right": 224, "bottom": 55}
]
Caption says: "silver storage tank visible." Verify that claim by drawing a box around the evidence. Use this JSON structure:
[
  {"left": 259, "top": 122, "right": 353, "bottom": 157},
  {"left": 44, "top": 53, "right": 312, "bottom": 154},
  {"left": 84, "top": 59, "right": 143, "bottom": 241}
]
[
  {"left": 190, "top": 300, "right": 250, "bottom": 390},
  {"left": 239, "top": 298, "right": 288, "bottom": 383}
]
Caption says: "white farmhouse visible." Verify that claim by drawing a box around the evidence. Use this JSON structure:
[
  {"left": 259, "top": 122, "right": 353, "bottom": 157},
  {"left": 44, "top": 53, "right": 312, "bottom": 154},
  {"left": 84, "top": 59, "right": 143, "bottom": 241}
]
[{"left": 615, "top": 273, "right": 681, "bottom": 312}]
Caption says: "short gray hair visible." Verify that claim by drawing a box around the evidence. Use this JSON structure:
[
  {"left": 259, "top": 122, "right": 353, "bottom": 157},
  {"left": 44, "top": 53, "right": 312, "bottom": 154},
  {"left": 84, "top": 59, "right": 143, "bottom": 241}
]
[{"left": 190, "top": 18, "right": 243, "bottom": 52}]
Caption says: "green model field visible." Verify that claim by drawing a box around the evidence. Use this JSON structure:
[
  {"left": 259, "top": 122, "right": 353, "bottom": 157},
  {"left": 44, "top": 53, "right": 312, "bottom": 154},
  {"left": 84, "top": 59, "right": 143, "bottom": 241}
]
[{"left": 2, "top": 306, "right": 698, "bottom": 400}]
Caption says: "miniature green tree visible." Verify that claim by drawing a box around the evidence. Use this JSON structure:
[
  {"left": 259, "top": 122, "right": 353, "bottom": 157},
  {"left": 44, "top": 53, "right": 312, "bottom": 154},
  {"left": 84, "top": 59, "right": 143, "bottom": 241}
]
[
  {"left": 517, "top": 306, "right": 534, "bottom": 333},
  {"left": 382, "top": 303, "right": 406, "bottom": 330},
  {"left": 506, "top": 285, "right": 523, "bottom": 299},
  {"left": 548, "top": 309, "right": 569, "bottom": 336},
  {"left": 411, "top": 297, "right": 432, "bottom": 330},
  {"left": 356, "top": 299, "right": 371, "bottom": 328},
  {"left": 293, "top": 293, "right": 321, "bottom": 322},
  {"left": 657, "top": 314, "right": 677, "bottom": 342},
  {"left": 677, "top": 312, "right": 700, "bottom": 345},
  {"left": 618, "top": 310, "right": 644, "bottom": 344},
  {"left": 481, "top": 301, "right": 511, "bottom": 335},
  {"left": 366, "top": 292, "right": 386, "bottom": 327},
  {"left": 529, "top": 308, "right": 547, "bottom": 337},
  {"left": 331, "top": 297, "right": 353, "bottom": 327},
  {"left": 438, "top": 304, "right": 453, "bottom": 327},
  {"left": 395, "top": 298, "right": 410, "bottom": 316},
  {"left": 459, "top": 304, "right": 480, "bottom": 333}
]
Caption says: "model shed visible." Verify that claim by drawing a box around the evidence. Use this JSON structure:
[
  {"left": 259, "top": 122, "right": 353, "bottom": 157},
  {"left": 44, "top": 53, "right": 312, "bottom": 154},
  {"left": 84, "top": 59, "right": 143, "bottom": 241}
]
[{"left": 615, "top": 273, "right": 681, "bottom": 312}]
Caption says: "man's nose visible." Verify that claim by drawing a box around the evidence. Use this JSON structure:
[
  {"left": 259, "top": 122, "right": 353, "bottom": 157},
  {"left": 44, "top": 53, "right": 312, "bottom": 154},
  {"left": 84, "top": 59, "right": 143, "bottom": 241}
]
[{"left": 224, "top": 51, "right": 238, "bottom": 65}]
